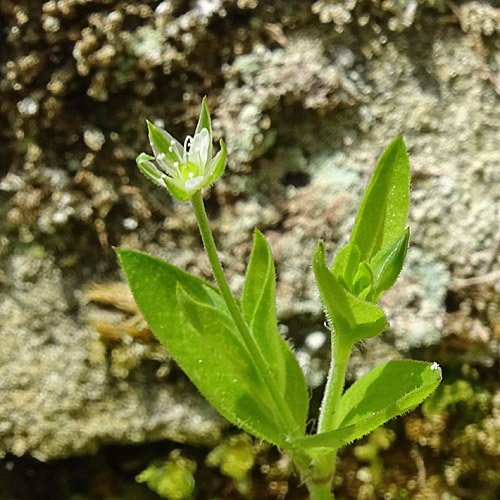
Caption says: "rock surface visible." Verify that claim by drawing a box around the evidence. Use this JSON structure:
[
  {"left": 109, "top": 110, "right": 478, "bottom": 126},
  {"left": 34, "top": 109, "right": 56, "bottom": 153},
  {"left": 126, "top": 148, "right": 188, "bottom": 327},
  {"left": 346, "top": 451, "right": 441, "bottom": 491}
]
[
  {"left": 1, "top": 0, "right": 500, "bottom": 465},
  {"left": 0, "top": 250, "right": 225, "bottom": 460}
]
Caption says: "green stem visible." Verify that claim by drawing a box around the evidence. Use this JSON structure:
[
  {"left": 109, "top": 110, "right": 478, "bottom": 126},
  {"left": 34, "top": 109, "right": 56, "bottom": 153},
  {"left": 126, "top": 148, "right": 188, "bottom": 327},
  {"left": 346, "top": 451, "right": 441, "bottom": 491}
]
[
  {"left": 190, "top": 191, "right": 300, "bottom": 438},
  {"left": 308, "top": 335, "right": 351, "bottom": 500},
  {"left": 317, "top": 338, "right": 351, "bottom": 434},
  {"left": 306, "top": 479, "right": 334, "bottom": 500}
]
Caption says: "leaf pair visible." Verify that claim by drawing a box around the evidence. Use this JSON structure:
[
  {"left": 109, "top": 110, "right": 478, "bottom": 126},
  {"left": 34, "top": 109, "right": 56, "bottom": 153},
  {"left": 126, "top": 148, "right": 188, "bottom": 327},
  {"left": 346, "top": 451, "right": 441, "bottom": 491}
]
[
  {"left": 314, "top": 136, "right": 410, "bottom": 344},
  {"left": 117, "top": 230, "right": 308, "bottom": 449}
]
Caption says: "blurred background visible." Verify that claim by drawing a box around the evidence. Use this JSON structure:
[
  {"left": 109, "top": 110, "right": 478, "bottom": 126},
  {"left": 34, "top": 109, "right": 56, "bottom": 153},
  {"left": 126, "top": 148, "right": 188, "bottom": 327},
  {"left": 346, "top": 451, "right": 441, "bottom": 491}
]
[{"left": 1, "top": 1, "right": 500, "bottom": 499}]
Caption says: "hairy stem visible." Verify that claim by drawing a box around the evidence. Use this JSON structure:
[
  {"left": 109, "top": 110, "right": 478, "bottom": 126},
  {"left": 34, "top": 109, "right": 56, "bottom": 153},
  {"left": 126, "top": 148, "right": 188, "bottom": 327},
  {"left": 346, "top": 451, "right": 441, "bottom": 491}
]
[
  {"left": 190, "top": 191, "right": 300, "bottom": 439},
  {"left": 317, "top": 338, "right": 351, "bottom": 434},
  {"left": 309, "top": 334, "right": 352, "bottom": 500},
  {"left": 306, "top": 479, "right": 334, "bottom": 500}
]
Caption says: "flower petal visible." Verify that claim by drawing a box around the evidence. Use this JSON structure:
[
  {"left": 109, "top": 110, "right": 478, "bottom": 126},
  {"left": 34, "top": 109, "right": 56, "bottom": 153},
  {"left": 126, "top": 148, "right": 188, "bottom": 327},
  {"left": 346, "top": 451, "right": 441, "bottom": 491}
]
[
  {"left": 189, "top": 128, "right": 210, "bottom": 170},
  {"left": 184, "top": 176, "right": 204, "bottom": 191}
]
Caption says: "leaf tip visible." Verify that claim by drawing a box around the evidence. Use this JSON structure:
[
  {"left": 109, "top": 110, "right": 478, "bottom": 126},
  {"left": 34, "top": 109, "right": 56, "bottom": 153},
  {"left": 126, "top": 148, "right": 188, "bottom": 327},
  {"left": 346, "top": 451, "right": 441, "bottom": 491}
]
[
  {"left": 253, "top": 227, "right": 265, "bottom": 241},
  {"left": 430, "top": 361, "right": 442, "bottom": 380}
]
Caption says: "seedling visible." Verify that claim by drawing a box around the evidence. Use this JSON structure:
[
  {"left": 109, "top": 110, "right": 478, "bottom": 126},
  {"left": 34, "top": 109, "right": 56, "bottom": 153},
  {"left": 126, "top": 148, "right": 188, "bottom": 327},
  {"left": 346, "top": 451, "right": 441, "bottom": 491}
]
[{"left": 118, "top": 99, "right": 441, "bottom": 499}]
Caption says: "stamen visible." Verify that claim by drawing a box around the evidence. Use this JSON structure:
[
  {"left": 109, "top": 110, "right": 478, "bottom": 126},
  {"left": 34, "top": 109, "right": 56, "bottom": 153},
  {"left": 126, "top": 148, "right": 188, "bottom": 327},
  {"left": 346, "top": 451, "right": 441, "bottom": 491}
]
[
  {"left": 188, "top": 172, "right": 194, "bottom": 178},
  {"left": 173, "top": 162, "right": 179, "bottom": 168},
  {"left": 157, "top": 153, "right": 166, "bottom": 160},
  {"left": 168, "top": 146, "right": 173, "bottom": 152}
]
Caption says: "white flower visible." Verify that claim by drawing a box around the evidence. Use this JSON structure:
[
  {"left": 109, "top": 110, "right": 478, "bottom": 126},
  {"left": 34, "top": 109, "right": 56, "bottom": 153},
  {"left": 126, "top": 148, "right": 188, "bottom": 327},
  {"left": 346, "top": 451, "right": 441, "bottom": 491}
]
[{"left": 136, "top": 97, "right": 226, "bottom": 202}]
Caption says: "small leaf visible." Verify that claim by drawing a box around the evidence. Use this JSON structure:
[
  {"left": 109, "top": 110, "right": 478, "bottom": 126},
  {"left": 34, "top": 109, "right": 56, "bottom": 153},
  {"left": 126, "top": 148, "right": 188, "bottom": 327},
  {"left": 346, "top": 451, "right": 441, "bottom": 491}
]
[
  {"left": 297, "top": 360, "right": 442, "bottom": 450},
  {"left": 368, "top": 228, "right": 410, "bottom": 302},
  {"left": 242, "top": 230, "right": 284, "bottom": 384},
  {"left": 349, "top": 136, "right": 410, "bottom": 263},
  {"left": 242, "top": 230, "right": 309, "bottom": 432},
  {"left": 351, "top": 261, "right": 373, "bottom": 299},
  {"left": 313, "top": 241, "right": 386, "bottom": 343},
  {"left": 333, "top": 242, "right": 361, "bottom": 291},
  {"left": 195, "top": 97, "right": 213, "bottom": 165},
  {"left": 117, "top": 249, "right": 285, "bottom": 446}
]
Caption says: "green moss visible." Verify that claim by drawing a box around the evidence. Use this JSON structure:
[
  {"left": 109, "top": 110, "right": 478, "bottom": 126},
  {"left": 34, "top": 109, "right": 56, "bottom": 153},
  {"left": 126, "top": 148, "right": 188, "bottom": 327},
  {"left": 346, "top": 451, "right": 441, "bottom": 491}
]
[
  {"left": 206, "top": 434, "right": 255, "bottom": 494},
  {"left": 136, "top": 450, "right": 196, "bottom": 500}
]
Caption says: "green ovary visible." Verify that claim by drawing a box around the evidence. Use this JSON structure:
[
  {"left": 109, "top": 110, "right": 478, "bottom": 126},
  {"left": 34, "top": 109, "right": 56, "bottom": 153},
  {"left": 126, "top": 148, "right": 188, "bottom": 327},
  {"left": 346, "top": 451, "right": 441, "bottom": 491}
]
[{"left": 179, "top": 161, "right": 200, "bottom": 182}]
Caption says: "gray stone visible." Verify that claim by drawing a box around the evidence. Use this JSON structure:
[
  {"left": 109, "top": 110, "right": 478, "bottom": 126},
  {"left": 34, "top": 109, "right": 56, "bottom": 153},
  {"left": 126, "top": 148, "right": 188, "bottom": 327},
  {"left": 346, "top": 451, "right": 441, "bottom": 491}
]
[{"left": 0, "top": 251, "right": 226, "bottom": 461}]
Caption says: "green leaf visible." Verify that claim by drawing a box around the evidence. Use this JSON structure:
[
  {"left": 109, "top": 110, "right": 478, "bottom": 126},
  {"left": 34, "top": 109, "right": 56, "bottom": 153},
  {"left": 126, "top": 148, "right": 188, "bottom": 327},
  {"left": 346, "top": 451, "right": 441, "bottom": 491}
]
[
  {"left": 350, "top": 136, "right": 410, "bottom": 262},
  {"left": 335, "top": 137, "right": 410, "bottom": 289},
  {"left": 195, "top": 97, "right": 213, "bottom": 164},
  {"left": 351, "top": 261, "right": 373, "bottom": 299},
  {"left": 297, "top": 360, "right": 442, "bottom": 450},
  {"left": 333, "top": 242, "right": 361, "bottom": 291},
  {"left": 368, "top": 228, "right": 410, "bottom": 303},
  {"left": 242, "top": 230, "right": 309, "bottom": 433},
  {"left": 313, "top": 241, "right": 386, "bottom": 343},
  {"left": 242, "top": 230, "right": 283, "bottom": 383},
  {"left": 117, "top": 249, "right": 285, "bottom": 446},
  {"left": 195, "top": 96, "right": 212, "bottom": 134}
]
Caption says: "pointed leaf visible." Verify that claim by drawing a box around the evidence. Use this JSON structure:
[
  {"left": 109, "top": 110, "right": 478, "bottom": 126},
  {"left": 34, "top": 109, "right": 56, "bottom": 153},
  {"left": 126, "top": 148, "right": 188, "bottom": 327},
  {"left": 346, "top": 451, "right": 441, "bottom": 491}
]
[
  {"left": 332, "top": 242, "right": 361, "bottom": 290},
  {"left": 350, "top": 136, "right": 410, "bottom": 263},
  {"left": 368, "top": 228, "right": 410, "bottom": 302},
  {"left": 117, "top": 249, "right": 285, "bottom": 446},
  {"left": 242, "top": 230, "right": 284, "bottom": 384},
  {"left": 351, "top": 136, "right": 410, "bottom": 262},
  {"left": 298, "top": 360, "right": 442, "bottom": 450},
  {"left": 313, "top": 241, "right": 386, "bottom": 343},
  {"left": 242, "top": 230, "right": 308, "bottom": 432},
  {"left": 351, "top": 261, "right": 373, "bottom": 299}
]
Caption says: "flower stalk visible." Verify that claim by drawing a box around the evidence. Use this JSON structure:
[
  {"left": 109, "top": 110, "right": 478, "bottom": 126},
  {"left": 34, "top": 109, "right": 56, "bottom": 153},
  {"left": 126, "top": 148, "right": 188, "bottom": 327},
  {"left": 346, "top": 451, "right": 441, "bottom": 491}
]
[{"left": 190, "top": 191, "right": 302, "bottom": 444}]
